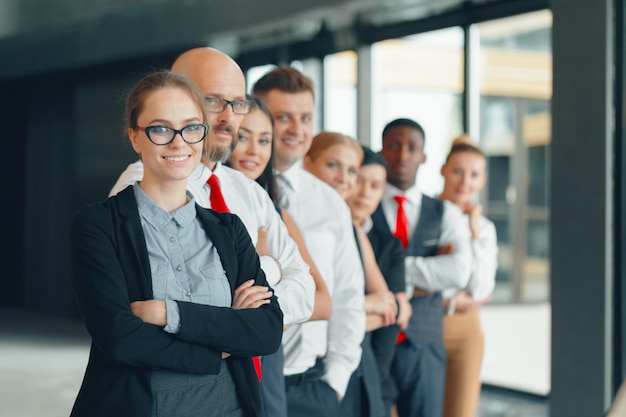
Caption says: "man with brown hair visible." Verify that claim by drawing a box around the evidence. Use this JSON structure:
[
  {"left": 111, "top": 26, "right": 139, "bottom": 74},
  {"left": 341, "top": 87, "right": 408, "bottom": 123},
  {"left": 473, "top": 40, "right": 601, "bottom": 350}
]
[{"left": 253, "top": 67, "right": 365, "bottom": 416}]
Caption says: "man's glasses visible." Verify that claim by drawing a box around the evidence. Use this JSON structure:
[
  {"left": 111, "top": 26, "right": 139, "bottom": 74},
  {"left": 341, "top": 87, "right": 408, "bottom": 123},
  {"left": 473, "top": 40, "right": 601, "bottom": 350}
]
[
  {"left": 205, "top": 97, "right": 253, "bottom": 115},
  {"left": 135, "top": 124, "right": 209, "bottom": 145}
]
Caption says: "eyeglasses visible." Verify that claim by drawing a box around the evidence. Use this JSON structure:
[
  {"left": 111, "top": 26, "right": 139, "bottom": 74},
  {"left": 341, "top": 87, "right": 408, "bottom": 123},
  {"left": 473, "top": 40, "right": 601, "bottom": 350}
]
[
  {"left": 205, "top": 97, "right": 253, "bottom": 115},
  {"left": 135, "top": 124, "right": 209, "bottom": 145}
]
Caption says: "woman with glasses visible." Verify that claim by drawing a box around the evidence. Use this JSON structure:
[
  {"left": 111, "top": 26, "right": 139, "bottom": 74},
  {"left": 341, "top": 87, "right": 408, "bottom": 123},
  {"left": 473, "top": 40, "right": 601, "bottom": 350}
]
[{"left": 70, "top": 70, "right": 283, "bottom": 417}]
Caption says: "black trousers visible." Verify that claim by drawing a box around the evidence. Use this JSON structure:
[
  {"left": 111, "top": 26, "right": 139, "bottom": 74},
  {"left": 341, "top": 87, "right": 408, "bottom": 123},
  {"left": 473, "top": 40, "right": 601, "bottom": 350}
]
[{"left": 285, "top": 359, "right": 340, "bottom": 417}]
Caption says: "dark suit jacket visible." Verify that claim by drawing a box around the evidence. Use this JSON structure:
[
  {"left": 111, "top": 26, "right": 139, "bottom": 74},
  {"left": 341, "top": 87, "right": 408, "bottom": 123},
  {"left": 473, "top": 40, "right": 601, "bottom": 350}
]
[
  {"left": 367, "top": 219, "right": 405, "bottom": 294},
  {"left": 69, "top": 186, "right": 283, "bottom": 417},
  {"left": 368, "top": 217, "right": 405, "bottom": 401}
]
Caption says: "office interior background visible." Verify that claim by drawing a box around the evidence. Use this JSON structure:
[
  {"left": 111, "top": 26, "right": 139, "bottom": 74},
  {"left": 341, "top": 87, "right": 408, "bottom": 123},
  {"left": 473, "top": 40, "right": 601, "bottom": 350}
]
[{"left": 0, "top": 0, "right": 623, "bottom": 416}]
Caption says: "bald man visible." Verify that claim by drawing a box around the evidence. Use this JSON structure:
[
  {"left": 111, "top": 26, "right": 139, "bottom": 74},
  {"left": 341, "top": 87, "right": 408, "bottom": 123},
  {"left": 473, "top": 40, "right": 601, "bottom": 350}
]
[
  {"left": 110, "top": 48, "right": 317, "bottom": 417},
  {"left": 169, "top": 48, "right": 243, "bottom": 165}
]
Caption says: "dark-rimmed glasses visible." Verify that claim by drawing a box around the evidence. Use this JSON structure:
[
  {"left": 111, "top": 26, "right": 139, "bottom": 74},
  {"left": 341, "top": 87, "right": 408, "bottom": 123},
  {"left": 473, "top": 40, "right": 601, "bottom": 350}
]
[
  {"left": 135, "top": 124, "right": 209, "bottom": 145},
  {"left": 205, "top": 97, "right": 253, "bottom": 115}
]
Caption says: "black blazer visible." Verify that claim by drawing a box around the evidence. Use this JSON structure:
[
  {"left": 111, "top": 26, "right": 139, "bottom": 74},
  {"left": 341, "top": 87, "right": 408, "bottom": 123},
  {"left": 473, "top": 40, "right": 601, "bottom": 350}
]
[
  {"left": 368, "top": 214, "right": 405, "bottom": 400},
  {"left": 367, "top": 217, "right": 405, "bottom": 294},
  {"left": 70, "top": 186, "right": 283, "bottom": 417}
]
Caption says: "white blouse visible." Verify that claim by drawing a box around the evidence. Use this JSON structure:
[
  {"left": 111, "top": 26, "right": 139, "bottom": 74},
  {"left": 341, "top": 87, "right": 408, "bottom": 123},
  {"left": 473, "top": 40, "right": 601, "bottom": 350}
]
[{"left": 442, "top": 213, "right": 498, "bottom": 301}]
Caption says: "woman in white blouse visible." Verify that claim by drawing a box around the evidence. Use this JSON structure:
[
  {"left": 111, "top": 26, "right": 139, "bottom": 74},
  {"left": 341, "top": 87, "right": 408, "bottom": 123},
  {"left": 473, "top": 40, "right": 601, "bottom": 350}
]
[{"left": 439, "top": 134, "right": 498, "bottom": 417}]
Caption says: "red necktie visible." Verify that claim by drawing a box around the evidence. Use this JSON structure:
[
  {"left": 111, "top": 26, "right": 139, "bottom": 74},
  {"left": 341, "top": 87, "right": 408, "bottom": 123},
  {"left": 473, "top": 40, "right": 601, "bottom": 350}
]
[
  {"left": 393, "top": 195, "right": 409, "bottom": 345},
  {"left": 207, "top": 174, "right": 230, "bottom": 213},
  {"left": 393, "top": 195, "right": 409, "bottom": 249},
  {"left": 206, "top": 173, "right": 262, "bottom": 380}
]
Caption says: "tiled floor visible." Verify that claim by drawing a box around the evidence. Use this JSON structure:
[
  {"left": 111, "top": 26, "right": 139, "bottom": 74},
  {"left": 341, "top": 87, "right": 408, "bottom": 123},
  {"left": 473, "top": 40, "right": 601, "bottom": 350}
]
[
  {"left": 0, "top": 307, "right": 549, "bottom": 417},
  {"left": 480, "top": 303, "right": 550, "bottom": 395},
  {"left": 0, "top": 309, "right": 90, "bottom": 417}
]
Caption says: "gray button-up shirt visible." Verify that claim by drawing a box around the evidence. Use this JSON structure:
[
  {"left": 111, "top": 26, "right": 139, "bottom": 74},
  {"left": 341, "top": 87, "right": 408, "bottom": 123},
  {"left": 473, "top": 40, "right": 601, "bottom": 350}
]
[{"left": 133, "top": 183, "right": 231, "bottom": 334}]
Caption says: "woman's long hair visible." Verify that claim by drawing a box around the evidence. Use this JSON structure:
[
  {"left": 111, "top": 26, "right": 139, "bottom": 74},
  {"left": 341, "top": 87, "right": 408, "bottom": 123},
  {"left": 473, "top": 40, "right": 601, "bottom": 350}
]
[{"left": 227, "top": 95, "right": 279, "bottom": 204}]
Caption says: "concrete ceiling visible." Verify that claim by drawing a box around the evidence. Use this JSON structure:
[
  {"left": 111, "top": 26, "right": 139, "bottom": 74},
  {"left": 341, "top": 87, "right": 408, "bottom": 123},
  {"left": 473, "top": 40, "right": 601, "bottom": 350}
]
[{"left": 0, "top": 0, "right": 485, "bottom": 79}]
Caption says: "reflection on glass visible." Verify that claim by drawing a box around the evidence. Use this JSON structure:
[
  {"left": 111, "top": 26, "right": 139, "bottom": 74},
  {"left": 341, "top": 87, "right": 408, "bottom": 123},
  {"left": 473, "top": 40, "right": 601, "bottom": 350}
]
[
  {"left": 371, "top": 27, "right": 464, "bottom": 196},
  {"left": 478, "top": 10, "right": 552, "bottom": 304},
  {"left": 476, "top": 9, "right": 552, "bottom": 398},
  {"left": 246, "top": 65, "right": 276, "bottom": 95},
  {"left": 324, "top": 51, "right": 357, "bottom": 138}
]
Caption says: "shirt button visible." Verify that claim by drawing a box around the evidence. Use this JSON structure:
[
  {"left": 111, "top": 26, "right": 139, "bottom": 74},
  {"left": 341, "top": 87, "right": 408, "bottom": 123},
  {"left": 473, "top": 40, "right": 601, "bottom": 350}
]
[
  {"left": 186, "top": 291, "right": 192, "bottom": 296},
  {"left": 176, "top": 265, "right": 182, "bottom": 272},
  {"left": 170, "top": 236, "right": 176, "bottom": 243}
]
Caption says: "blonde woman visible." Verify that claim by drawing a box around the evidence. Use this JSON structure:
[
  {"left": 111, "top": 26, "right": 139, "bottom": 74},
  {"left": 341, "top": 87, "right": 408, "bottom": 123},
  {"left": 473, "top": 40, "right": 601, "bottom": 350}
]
[{"left": 439, "top": 134, "right": 498, "bottom": 417}]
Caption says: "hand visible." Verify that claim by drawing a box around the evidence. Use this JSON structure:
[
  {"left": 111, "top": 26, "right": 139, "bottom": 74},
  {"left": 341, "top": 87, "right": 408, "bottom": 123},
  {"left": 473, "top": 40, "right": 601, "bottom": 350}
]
[
  {"left": 364, "top": 291, "right": 397, "bottom": 326},
  {"left": 130, "top": 300, "right": 167, "bottom": 326},
  {"left": 436, "top": 243, "right": 456, "bottom": 256},
  {"left": 255, "top": 226, "right": 270, "bottom": 256},
  {"left": 232, "top": 279, "right": 273, "bottom": 309},
  {"left": 447, "top": 291, "right": 492, "bottom": 313},
  {"left": 395, "top": 294, "right": 412, "bottom": 331},
  {"left": 467, "top": 204, "right": 483, "bottom": 240}
]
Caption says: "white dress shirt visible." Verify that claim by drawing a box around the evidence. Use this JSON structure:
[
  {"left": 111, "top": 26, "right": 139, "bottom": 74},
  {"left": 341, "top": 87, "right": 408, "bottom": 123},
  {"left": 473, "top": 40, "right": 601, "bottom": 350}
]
[
  {"left": 110, "top": 160, "right": 315, "bottom": 326},
  {"left": 460, "top": 214, "right": 498, "bottom": 301},
  {"left": 380, "top": 183, "right": 473, "bottom": 295},
  {"left": 276, "top": 162, "right": 365, "bottom": 398}
]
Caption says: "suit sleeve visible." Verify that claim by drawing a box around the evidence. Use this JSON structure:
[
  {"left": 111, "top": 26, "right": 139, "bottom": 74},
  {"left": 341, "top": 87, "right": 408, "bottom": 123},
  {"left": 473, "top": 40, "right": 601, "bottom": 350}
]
[
  {"left": 175, "top": 213, "right": 284, "bottom": 357},
  {"left": 382, "top": 235, "right": 406, "bottom": 294},
  {"left": 71, "top": 205, "right": 223, "bottom": 375},
  {"left": 370, "top": 232, "right": 403, "bottom": 387}
]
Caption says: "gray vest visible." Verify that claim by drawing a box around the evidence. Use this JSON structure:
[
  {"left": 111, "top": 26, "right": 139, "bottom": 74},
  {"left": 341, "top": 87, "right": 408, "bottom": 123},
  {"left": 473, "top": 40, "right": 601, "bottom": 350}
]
[{"left": 372, "top": 195, "right": 444, "bottom": 345}]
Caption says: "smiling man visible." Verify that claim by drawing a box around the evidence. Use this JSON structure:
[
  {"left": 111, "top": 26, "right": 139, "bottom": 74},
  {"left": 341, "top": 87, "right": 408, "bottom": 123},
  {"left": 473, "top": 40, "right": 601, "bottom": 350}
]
[
  {"left": 372, "top": 118, "right": 473, "bottom": 417},
  {"left": 253, "top": 67, "right": 365, "bottom": 417}
]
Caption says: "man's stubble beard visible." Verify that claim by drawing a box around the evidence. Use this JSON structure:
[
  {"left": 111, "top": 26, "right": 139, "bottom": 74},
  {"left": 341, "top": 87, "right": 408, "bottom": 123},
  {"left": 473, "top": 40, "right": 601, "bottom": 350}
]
[
  {"left": 204, "top": 125, "right": 236, "bottom": 165},
  {"left": 206, "top": 143, "right": 232, "bottom": 164}
]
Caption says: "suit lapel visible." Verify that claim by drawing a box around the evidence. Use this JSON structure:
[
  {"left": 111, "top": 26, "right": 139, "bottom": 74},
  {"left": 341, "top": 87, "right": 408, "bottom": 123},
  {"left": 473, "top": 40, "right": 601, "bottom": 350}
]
[
  {"left": 372, "top": 204, "right": 392, "bottom": 234},
  {"left": 116, "top": 187, "right": 154, "bottom": 297}
]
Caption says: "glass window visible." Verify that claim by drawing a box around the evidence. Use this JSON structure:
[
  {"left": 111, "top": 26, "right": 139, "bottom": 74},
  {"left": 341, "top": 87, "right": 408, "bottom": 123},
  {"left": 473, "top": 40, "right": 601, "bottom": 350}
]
[
  {"left": 246, "top": 64, "right": 276, "bottom": 95},
  {"left": 371, "top": 27, "right": 464, "bottom": 196},
  {"left": 477, "top": 10, "right": 553, "bottom": 304},
  {"left": 476, "top": 9, "right": 553, "bottom": 397},
  {"left": 323, "top": 51, "right": 357, "bottom": 138}
]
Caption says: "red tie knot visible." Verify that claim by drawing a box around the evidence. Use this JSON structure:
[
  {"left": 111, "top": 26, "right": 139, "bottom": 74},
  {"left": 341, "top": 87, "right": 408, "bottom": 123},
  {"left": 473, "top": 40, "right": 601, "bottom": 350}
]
[
  {"left": 208, "top": 173, "right": 219, "bottom": 187},
  {"left": 207, "top": 174, "right": 230, "bottom": 213},
  {"left": 394, "top": 194, "right": 408, "bottom": 205}
]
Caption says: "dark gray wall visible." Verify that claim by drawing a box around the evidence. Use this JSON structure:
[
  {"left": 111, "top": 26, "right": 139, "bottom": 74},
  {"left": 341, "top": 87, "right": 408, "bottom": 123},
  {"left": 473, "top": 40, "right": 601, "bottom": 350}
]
[
  {"left": 4, "top": 67, "right": 152, "bottom": 315},
  {"left": 551, "top": 0, "right": 614, "bottom": 415}
]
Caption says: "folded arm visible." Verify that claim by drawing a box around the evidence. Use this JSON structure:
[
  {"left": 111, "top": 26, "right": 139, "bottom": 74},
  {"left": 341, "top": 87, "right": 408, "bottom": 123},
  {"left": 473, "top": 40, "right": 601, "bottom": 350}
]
[{"left": 71, "top": 207, "right": 222, "bottom": 375}]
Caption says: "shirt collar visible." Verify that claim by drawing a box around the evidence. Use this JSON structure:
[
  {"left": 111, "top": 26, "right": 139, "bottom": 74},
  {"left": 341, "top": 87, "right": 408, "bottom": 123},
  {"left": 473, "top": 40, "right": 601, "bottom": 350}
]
[
  {"left": 384, "top": 182, "right": 422, "bottom": 205},
  {"left": 362, "top": 216, "right": 374, "bottom": 234},
  {"left": 133, "top": 183, "right": 197, "bottom": 231},
  {"left": 275, "top": 160, "right": 303, "bottom": 192},
  {"left": 189, "top": 161, "right": 212, "bottom": 187}
]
